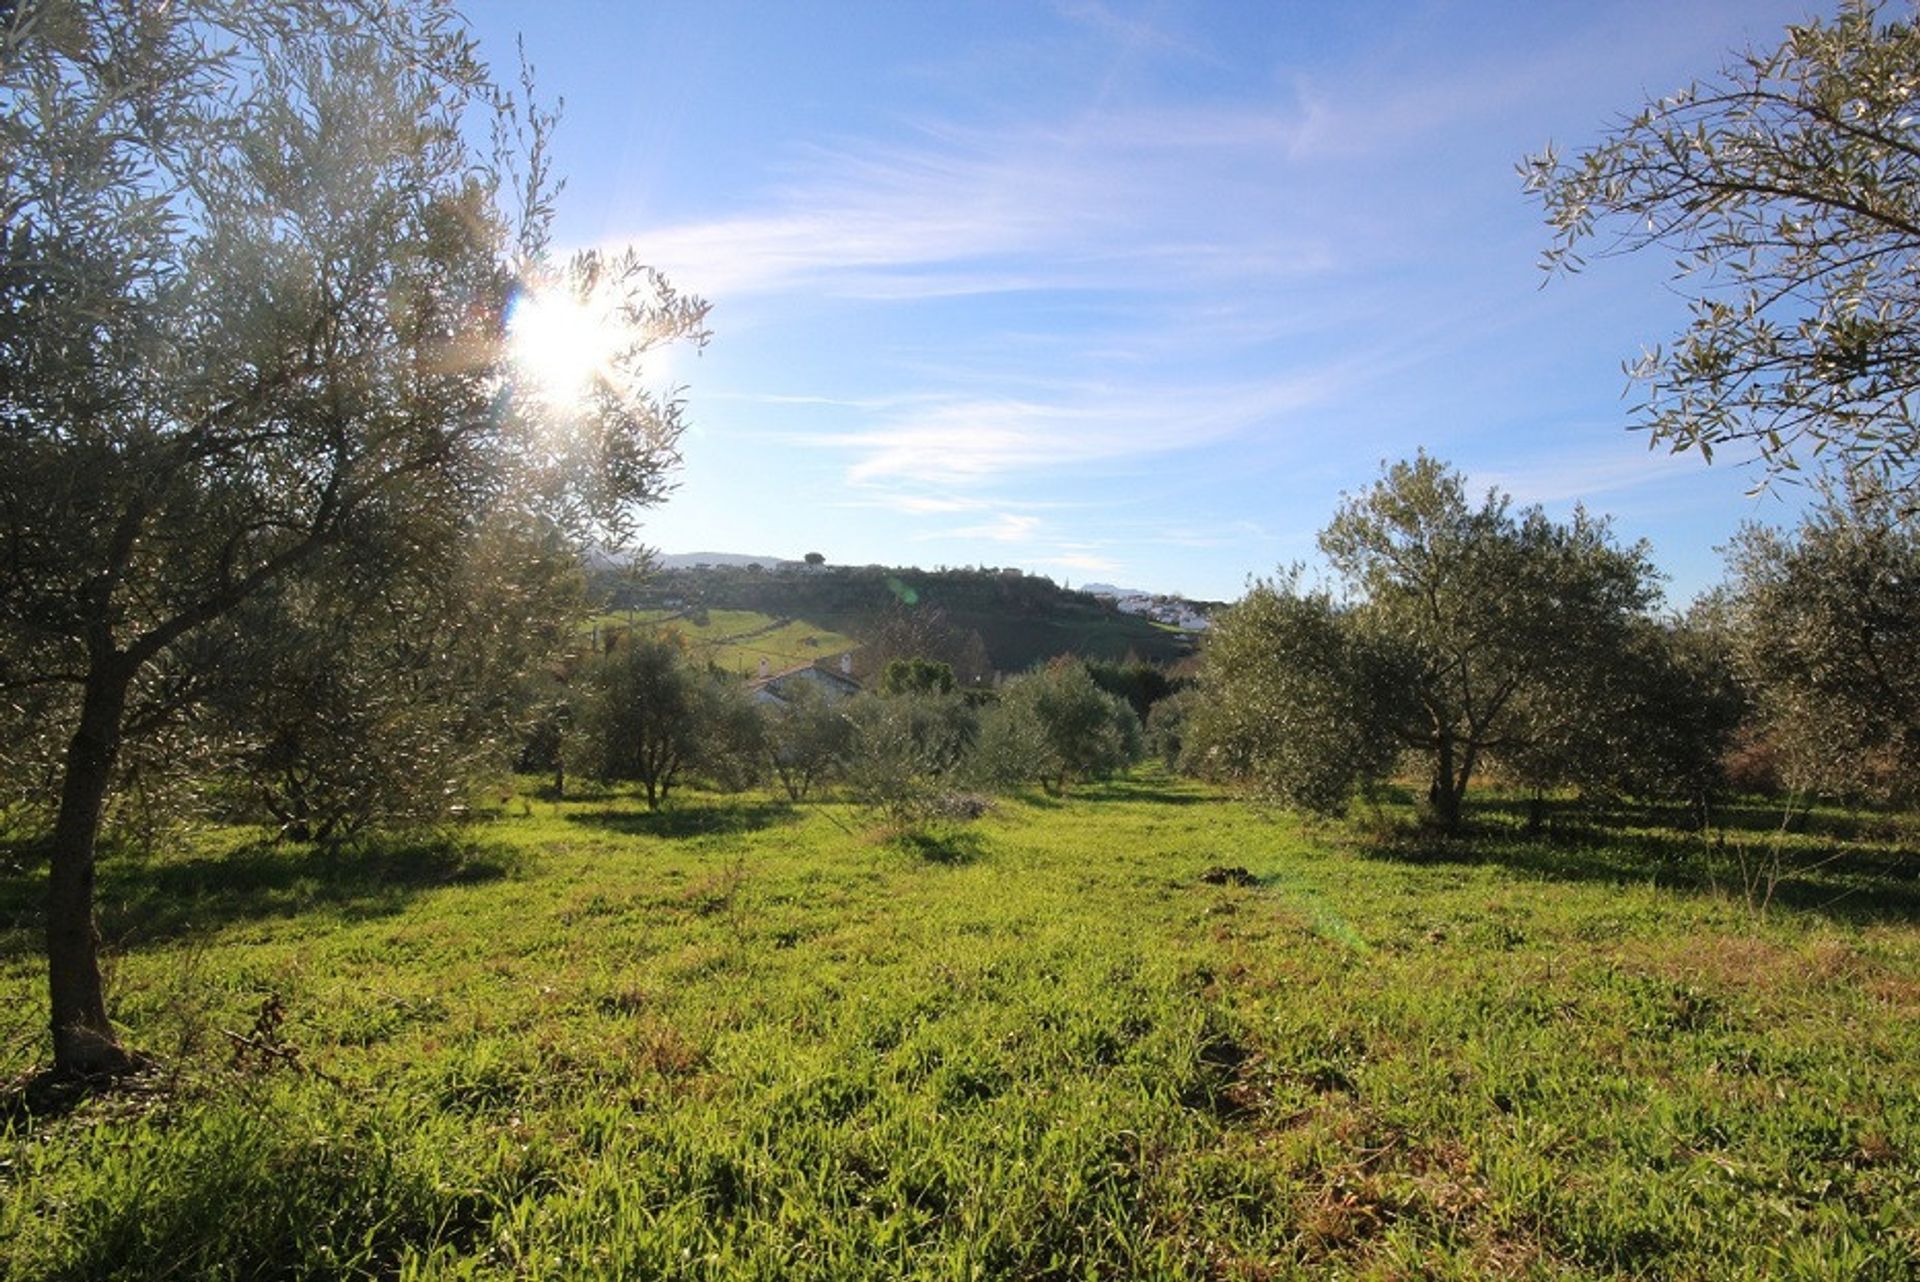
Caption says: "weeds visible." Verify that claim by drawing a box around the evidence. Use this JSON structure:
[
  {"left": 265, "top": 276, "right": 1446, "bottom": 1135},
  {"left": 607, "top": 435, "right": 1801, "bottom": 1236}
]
[{"left": 1705, "top": 793, "right": 1871, "bottom": 920}]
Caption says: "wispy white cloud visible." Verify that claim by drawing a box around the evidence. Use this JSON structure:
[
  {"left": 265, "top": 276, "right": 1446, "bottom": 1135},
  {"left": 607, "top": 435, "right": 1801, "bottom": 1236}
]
[
  {"left": 613, "top": 100, "right": 1360, "bottom": 303},
  {"left": 544, "top": 0, "right": 1819, "bottom": 606},
  {"left": 924, "top": 512, "right": 1045, "bottom": 543},
  {"left": 1055, "top": 0, "right": 1215, "bottom": 62},
  {"left": 826, "top": 372, "right": 1343, "bottom": 487},
  {"left": 705, "top": 389, "right": 943, "bottom": 411},
  {"left": 1048, "top": 546, "right": 1123, "bottom": 575},
  {"left": 851, "top": 493, "right": 998, "bottom": 516},
  {"left": 1473, "top": 444, "right": 1712, "bottom": 508},
  {"left": 1141, "top": 518, "right": 1272, "bottom": 549}
]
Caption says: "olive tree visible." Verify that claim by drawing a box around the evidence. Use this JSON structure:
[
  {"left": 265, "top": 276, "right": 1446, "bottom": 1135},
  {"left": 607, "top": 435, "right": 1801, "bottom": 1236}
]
[
  {"left": 841, "top": 688, "right": 978, "bottom": 829},
  {"left": 976, "top": 659, "right": 1141, "bottom": 793},
  {"left": 1196, "top": 456, "right": 1661, "bottom": 830},
  {"left": 880, "top": 657, "right": 956, "bottom": 697},
  {"left": 1323, "top": 455, "right": 1659, "bottom": 830},
  {"left": 762, "top": 680, "right": 853, "bottom": 802},
  {"left": 0, "top": 2, "right": 705, "bottom": 1073},
  {"left": 573, "top": 635, "right": 717, "bottom": 811},
  {"left": 1497, "top": 613, "right": 1745, "bottom": 828},
  {"left": 695, "top": 673, "right": 768, "bottom": 795},
  {"left": 210, "top": 513, "right": 584, "bottom": 840},
  {"left": 1186, "top": 573, "right": 1404, "bottom": 815},
  {"left": 1524, "top": 1, "right": 1920, "bottom": 498},
  {"left": 1723, "top": 483, "right": 1920, "bottom": 803}
]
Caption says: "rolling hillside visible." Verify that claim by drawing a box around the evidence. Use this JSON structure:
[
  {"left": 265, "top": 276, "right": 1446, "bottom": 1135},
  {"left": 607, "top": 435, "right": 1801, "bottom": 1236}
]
[
  {"left": 591, "top": 562, "right": 1211, "bottom": 675},
  {"left": 588, "top": 607, "right": 859, "bottom": 679}
]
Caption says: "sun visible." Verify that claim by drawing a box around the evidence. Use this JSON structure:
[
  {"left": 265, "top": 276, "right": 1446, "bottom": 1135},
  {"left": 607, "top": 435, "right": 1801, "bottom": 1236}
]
[{"left": 507, "top": 285, "right": 622, "bottom": 408}]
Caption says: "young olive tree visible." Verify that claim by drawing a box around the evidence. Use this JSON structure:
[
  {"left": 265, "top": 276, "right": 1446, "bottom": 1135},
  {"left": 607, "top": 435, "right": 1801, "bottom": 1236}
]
[
  {"left": 842, "top": 689, "right": 979, "bottom": 829},
  {"left": 0, "top": 2, "right": 706, "bottom": 1073},
  {"left": 1085, "top": 658, "right": 1177, "bottom": 726},
  {"left": 573, "top": 635, "right": 708, "bottom": 811},
  {"left": 1186, "top": 573, "right": 1405, "bottom": 815},
  {"left": 696, "top": 673, "right": 768, "bottom": 795},
  {"left": 762, "top": 680, "right": 854, "bottom": 802},
  {"left": 880, "top": 657, "right": 956, "bottom": 697},
  {"left": 1145, "top": 687, "right": 1197, "bottom": 772},
  {"left": 1524, "top": 1, "right": 1920, "bottom": 498},
  {"left": 976, "top": 659, "right": 1141, "bottom": 793}
]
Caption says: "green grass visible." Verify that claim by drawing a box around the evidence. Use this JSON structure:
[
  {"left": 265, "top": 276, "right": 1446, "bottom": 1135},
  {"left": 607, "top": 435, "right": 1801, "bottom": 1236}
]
[
  {"left": 2, "top": 780, "right": 1917, "bottom": 1279},
  {"left": 586, "top": 608, "right": 859, "bottom": 677}
]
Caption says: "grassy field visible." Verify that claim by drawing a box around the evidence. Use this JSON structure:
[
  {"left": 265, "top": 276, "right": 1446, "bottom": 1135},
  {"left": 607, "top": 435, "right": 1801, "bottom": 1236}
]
[
  {"left": 586, "top": 608, "right": 860, "bottom": 678},
  {"left": 2, "top": 780, "right": 1917, "bottom": 1279}
]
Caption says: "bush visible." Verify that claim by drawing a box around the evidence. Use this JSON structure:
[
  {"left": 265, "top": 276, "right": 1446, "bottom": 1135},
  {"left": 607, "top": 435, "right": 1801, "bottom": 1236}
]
[{"left": 1185, "top": 578, "right": 1401, "bottom": 815}]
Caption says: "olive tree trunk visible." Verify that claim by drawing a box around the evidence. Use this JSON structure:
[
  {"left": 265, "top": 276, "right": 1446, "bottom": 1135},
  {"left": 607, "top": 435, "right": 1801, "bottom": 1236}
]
[
  {"left": 46, "top": 659, "right": 138, "bottom": 1076},
  {"left": 1426, "top": 731, "right": 1468, "bottom": 834}
]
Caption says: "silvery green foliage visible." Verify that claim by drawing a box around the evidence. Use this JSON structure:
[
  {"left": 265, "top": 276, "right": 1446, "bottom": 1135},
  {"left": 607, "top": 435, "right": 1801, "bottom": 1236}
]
[
  {"left": 1524, "top": 1, "right": 1920, "bottom": 498},
  {"left": 1497, "top": 613, "right": 1744, "bottom": 820},
  {"left": 976, "top": 659, "right": 1141, "bottom": 793},
  {"left": 0, "top": 0, "right": 704, "bottom": 1069},
  {"left": 1195, "top": 456, "right": 1661, "bottom": 828},
  {"left": 696, "top": 671, "right": 767, "bottom": 795},
  {"left": 1725, "top": 481, "right": 1920, "bottom": 803},
  {"left": 0, "top": 0, "right": 706, "bottom": 784},
  {"left": 842, "top": 690, "right": 978, "bottom": 828},
  {"left": 209, "top": 514, "right": 585, "bottom": 840},
  {"left": 572, "top": 635, "right": 703, "bottom": 811},
  {"left": 762, "top": 680, "right": 854, "bottom": 802},
  {"left": 1187, "top": 572, "right": 1401, "bottom": 817}
]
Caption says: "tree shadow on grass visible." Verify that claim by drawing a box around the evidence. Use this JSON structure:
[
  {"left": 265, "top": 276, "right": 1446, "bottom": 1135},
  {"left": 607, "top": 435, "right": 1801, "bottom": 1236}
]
[
  {"left": 0, "top": 833, "right": 523, "bottom": 961},
  {"left": 892, "top": 828, "right": 987, "bottom": 865},
  {"left": 564, "top": 799, "right": 799, "bottom": 840},
  {"left": 1478, "top": 793, "right": 1914, "bottom": 846},
  {"left": 1083, "top": 778, "right": 1213, "bottom": 807},
  {"left": 0, "top": 1062, "right": 159, "bottom": 1129},
  {"left": 1356, "top": 798, "right": 1920, "bottom": 926}
]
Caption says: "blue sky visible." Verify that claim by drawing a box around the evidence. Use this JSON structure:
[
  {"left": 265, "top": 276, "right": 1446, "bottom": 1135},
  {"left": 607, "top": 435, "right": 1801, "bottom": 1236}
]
[{"left": 468, "top": 0, "right": 1827, "bottom": 605}]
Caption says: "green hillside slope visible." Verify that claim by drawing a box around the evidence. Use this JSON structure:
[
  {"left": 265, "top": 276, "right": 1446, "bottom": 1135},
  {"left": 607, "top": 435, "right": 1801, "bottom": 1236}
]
[
  {"left": 594, "top": 563, "right": 1206, "bottom": 673},
  {"left": 588, "top": 607, "right": 859, "bottom": 678}
]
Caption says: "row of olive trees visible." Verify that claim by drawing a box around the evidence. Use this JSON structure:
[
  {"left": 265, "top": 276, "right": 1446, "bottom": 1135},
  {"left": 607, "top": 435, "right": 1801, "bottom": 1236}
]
[
  {"left": 1184, "top": 454, "right": 1919, "bottom": 830},
  {"left": 549, "top": 642, "right": 1146, "bottom": 820}
]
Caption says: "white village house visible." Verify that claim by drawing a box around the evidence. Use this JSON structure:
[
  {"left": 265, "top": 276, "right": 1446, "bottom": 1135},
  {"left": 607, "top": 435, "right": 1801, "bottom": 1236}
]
[{"left": 747, "top": 652, "right": 863, "bottom": 707}]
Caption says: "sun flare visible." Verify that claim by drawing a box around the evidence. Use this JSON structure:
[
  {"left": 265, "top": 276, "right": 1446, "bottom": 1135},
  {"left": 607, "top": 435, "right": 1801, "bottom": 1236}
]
[{"left": 507, "top": 286, "right": 621, "bottom": 407}]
